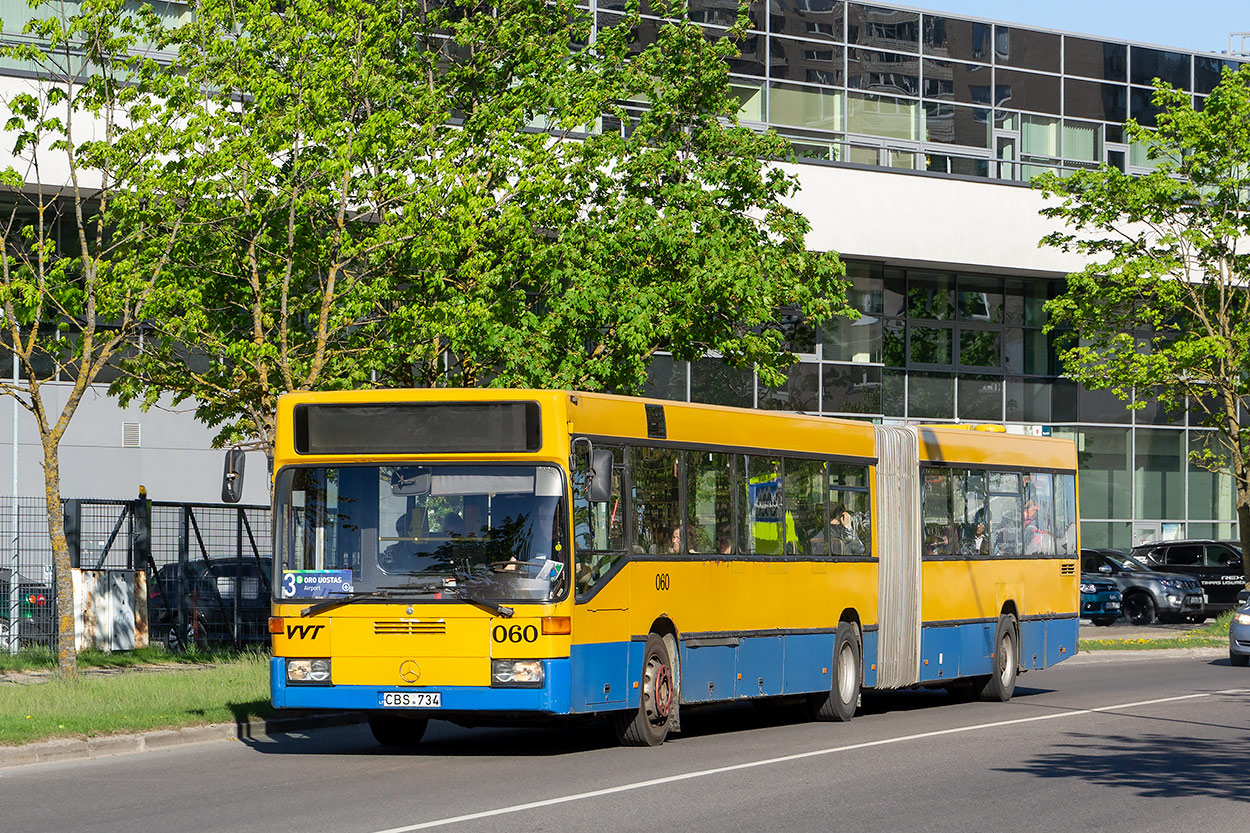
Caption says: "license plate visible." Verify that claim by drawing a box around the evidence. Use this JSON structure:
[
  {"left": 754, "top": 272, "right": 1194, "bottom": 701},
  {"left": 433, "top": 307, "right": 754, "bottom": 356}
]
[{"left": 379, "top": 691, "right": 442, "bottom": 708}]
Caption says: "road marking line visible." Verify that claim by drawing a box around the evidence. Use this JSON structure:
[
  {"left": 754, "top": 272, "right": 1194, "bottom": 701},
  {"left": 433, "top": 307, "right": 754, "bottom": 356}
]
[{"left": 369, "top": 690, "right": 1244, "bottom": 833}]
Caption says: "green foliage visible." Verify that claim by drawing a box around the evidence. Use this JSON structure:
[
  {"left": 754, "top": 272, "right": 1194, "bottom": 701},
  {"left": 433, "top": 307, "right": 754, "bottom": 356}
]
[
  {"left": 118, "top": 0, "right": 848, "bottom": 450},
  {"left": 1035, "top": 66, "right": 1250, "bottom": 553}
]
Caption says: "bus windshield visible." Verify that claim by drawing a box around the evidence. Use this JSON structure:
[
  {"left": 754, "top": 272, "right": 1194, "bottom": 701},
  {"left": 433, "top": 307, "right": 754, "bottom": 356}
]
[{"left": 275, "top": 464, "right": 568, "bottom": 604}]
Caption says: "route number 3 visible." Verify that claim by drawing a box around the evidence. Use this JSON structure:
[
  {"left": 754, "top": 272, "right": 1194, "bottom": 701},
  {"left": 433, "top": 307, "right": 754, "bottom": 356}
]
[{"left": 492, "top": 624, "right": 538, "bottom": 643}]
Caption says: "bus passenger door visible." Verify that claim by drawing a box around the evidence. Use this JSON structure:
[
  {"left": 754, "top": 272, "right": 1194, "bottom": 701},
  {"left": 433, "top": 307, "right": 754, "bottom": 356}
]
[{"left": 570, "top": 444, "right": 630, "bottom": 711}]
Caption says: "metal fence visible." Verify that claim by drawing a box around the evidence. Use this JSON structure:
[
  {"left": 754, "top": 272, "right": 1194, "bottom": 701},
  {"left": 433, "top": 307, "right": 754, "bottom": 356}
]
[{"left": 3, "top": 496, "right": 271, "bottom": 653}]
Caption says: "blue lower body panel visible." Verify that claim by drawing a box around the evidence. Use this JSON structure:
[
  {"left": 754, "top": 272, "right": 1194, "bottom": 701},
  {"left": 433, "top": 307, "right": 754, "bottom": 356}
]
[
  {"left": 273, "top": 617, "right": 1079, "bottom": 716},
  {"left": 271, "top": 657, "right": 572, "bottom": 714}
]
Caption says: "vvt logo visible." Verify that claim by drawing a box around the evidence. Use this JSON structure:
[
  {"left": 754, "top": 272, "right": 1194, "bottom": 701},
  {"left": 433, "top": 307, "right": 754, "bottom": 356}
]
[{"left": 286, "top": 624, "right": 326, "bottom": 639}]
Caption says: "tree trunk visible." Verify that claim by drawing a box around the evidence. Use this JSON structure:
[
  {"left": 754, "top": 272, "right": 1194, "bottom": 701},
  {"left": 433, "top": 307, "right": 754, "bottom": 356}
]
[{"left": 42, "top": 440, "right": 76, "bottom": 678}]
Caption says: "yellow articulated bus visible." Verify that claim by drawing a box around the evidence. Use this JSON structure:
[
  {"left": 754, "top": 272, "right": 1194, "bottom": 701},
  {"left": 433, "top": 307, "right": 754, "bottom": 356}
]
[{"left": 265, "top": 389, "right": 1080, "bottom": 746}]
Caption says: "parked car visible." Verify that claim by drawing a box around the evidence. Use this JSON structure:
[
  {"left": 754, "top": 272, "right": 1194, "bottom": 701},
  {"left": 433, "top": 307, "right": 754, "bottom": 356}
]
[
  {"left": 1079, "top": 571, "right": 1122, "bottom": 626},
  {"left": 1230, "top": 600, "right": 1250, "bottom": 667},
  {"left": 1128, "top": 540, "right": 1246, "bottom": 616},
  {"left": 148, "top": 558, "right": 272, "bottom": 650},
  {"left": 0, "top": 568, "right": 53, "bottom": 647},
  {"left": 1080, "top": 548, "right": 1205, "bottom": 625}
]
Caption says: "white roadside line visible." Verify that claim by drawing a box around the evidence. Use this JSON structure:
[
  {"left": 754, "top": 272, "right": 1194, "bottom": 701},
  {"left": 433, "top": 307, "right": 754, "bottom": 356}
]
[{"left": 368, "top": 689, "right": 1249, "bottom": 833}]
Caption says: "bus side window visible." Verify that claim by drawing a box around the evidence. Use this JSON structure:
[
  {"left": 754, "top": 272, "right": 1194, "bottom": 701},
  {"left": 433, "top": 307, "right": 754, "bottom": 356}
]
[
  {"left": 987, "top": 472, "right": 1021, "bottom": 557},
  {"left": 631, "top": 447, "right": 682, "bottom": 555},
  {"left": 573, "top": 444, "right": 625, "bottom": 597},
  {"left": 952, "top": 469, "right": 987, "bottom": 556},
  {"left": 1054, "top": 474, "right": 1078, "bottom": 555},
  {"left": 921, "top": 468, "right": 954, "bottom": 556},
  {"left": 742, "top": 455, "right": 784, "bottom": 555},
  {"left": 687, "top": 452, "right": 734, "bottom": 554},
  {"left": 1024, "top": 472, "right": 1055, "bottom": 556},
  {"left": 828, "top": 463, "right": 869, "bottom": 556},
  {"left": 783, "top": 457, "right": 825, "bottom": 556}
]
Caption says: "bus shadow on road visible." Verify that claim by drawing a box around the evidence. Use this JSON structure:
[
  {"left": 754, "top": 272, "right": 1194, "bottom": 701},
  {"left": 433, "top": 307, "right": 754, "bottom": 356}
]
[
  {"left": 241, "top": 718, "right": 626, "bottom": 758},
  {"left": 238, "top": 686, "right": 1063, "bottom": 758}
]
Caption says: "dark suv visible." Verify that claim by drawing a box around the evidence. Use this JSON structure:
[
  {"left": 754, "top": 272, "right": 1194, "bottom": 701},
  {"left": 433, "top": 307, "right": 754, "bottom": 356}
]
[
  {"left": 148, "top": 558, "right": 272, "bottom": 649},
  {"left": 1128, "top": 540, "right": 1246, "bottom": 616},
  {"left": 1081, "top": 548, "right": 1205, "bottom": 625}
]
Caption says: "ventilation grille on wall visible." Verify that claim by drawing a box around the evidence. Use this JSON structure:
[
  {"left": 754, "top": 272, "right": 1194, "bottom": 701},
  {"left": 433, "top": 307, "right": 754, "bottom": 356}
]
[{"left": 122, "top": 422, "right": 141, "bottom": 448}]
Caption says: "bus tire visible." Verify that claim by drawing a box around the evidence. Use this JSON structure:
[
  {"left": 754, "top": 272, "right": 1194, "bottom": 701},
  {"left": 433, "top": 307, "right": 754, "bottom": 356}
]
[
  {"left": 974, "top": 615, "right": 1018, "bottom": 702},
  {"left": 368, "top": 713, "right": 429, "bottom": 747},
  {"left": 614, "top": 633, "right": 676, "bottom": 747},
  {"left": 809, "top": 621, "right": 861, "bottom": 722}
]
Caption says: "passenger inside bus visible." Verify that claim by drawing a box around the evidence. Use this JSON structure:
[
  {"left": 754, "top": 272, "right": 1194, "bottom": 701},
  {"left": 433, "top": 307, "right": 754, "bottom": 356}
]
[{"left": 828, "top": 504, "right": 865, "bottom": 555}]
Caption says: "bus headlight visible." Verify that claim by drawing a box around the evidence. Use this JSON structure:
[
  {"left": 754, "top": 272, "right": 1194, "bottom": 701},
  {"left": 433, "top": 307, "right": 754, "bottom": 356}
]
[
  {"left": 491, "top": 659, "right": 544, "bottom": 687},
  {"left": 287, "top": 658, "right": 331, "bottom": 684}
]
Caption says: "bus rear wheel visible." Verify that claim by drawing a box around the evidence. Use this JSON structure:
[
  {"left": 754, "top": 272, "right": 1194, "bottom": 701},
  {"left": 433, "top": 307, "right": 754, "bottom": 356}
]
[
  {"left": 368, "top": 713, "right": 429, "bottom": 748},
  {"left": 974, "top": 615, "right": 1018, "bottom": 702},
  {"left": 615, "top": 633, "right": 676, "bottom": 747},
  {"left": 808, "top": 621, "right": 861, "bottom": 722}
]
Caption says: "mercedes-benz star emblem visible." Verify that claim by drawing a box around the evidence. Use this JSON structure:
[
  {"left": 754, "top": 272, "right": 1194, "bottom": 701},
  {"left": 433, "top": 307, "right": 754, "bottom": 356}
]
[{"left": 399, "top": 660, "right": 421, "bottom": 684}]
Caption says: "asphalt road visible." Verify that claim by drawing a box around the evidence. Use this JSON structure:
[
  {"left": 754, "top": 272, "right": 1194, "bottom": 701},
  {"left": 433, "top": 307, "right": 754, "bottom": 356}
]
[{"left": 2, "top": 651, "right": 1247, "bottom": 833}]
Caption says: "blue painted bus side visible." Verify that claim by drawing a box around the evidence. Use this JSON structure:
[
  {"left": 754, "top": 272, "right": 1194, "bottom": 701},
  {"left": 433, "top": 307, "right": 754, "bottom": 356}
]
[{"left": 272, "top": 617, "right": 1076, "bottom": 715}]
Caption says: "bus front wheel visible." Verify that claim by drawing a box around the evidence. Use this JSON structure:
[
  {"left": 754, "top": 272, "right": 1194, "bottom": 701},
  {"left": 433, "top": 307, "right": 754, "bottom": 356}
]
[
  {"left": 368, "top": 713, "right": 429, "bottom": 748},
  {"left": 974, "top": 615, "right": 1018, "bottom": 702},
  {"left": 808, "top": 621, "right": 861, "bottom": 722},
  {"left": 615, "top": 633, "right": 676, "bottom": 747}
]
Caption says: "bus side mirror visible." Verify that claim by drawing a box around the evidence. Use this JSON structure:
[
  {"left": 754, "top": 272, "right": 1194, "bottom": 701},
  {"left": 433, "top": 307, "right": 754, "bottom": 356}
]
[
  {"left": 222, "top": 449, "right": 246, "bottom": 504},
  {"left": 588, "top": 449, "right": 614, "bottom": 503}
]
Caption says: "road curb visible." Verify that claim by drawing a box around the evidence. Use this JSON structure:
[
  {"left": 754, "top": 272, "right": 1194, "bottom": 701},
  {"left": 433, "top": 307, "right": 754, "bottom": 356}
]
[
  {"left": 1068, "top": 646, "right": 1224, "bottom": 664},
  {"left": 0, "top": 711, "right": 366, "bottom": 770}
]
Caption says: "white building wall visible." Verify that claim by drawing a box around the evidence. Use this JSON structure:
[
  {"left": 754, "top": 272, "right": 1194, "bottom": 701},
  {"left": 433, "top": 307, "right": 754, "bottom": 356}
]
[
  {"left": 785, "top": 162, "right": 1088, "bottom": 275},
  {"left": 0, "top": 386, "right": 270, "bottom": 505}
]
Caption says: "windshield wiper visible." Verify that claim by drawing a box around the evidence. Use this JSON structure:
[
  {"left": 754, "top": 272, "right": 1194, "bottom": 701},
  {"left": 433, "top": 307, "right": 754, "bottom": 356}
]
[
  {"left": 449, "top": 585, "right": 514, "bottom": 619},
  {"left": 301, "top": 589, "right": 421, "bottom": 618},
  {"left": 300, "top": 583, "right": 514, "bottom": 619}
]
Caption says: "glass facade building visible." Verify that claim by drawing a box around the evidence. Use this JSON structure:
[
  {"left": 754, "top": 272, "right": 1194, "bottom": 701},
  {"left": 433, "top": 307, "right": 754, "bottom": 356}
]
[
  {"left": 627, "top": 3, "right": 1245, "bottom": 548},
  {"left": 644, "top": 261, "right": 1239, "bottom": 550},
  {"left": 599, "top": 1, "right": 1244, "bottom": 180}
]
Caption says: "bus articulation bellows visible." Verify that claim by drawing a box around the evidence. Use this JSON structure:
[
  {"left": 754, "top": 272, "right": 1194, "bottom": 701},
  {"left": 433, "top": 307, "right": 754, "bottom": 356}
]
[{"left": 263, "top": 389, "right": 1080, "bottom": 746}]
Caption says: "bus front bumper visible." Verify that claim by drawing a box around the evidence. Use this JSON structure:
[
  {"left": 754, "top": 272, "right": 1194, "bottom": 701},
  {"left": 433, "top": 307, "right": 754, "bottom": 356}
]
[{"left": 270, "top": 657, "right": 572, "bottom": 714}]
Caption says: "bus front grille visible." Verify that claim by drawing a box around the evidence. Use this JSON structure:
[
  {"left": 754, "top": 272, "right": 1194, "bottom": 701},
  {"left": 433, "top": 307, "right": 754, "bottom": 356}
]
[{"left": 374, "top": 620, "right": 447, "bottom": 636}]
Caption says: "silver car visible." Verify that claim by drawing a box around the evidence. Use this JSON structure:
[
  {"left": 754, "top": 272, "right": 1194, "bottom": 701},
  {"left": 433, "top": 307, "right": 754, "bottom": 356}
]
[{"left": 1230, "top": 600, "right": 1250, "bottom": 667}]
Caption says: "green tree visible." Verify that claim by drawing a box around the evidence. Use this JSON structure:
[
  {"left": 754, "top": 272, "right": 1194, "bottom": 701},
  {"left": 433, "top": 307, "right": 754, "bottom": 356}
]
[
  {"left": 119, "top": 0, "right": 848, "bottom": 459},
  {"left": 117, "top": 0, "right": 431, "bottom": 453},
  {"left": 1036, "top": 65, "right": 1250, "bottom": 586},
  {"left": 0, "top": 0, "right": 185, "bottom": 674}
]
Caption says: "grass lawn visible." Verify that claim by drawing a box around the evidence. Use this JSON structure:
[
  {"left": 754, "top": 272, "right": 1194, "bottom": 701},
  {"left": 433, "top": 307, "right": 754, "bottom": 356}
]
[
  {"left": 0, "top": 644, "right": 259, "bottom": 674},
  {"left": 1079, "top": 611, "right": 1233, "bottom": 651},
  {"left": 0, "top": 651, "right": 275, "bottom": 746}
]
